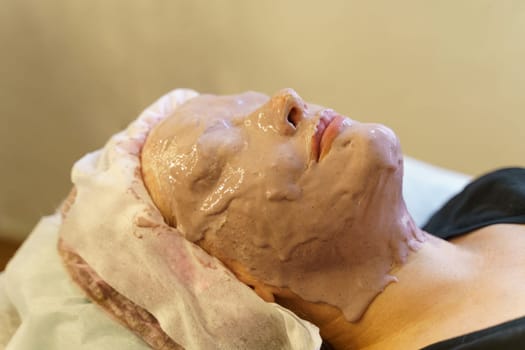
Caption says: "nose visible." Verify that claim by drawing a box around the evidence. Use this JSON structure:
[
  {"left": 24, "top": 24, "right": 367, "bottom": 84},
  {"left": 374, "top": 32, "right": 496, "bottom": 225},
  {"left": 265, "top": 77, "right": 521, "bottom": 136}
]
[{"left": 267, "top": 88, "right": 307, "bottom": 134}]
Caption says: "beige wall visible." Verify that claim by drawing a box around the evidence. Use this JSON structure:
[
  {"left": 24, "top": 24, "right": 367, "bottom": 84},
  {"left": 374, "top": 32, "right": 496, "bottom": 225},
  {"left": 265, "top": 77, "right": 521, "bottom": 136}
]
[{"left": 1, "top": 0, "right": 524, "bottom": 241}]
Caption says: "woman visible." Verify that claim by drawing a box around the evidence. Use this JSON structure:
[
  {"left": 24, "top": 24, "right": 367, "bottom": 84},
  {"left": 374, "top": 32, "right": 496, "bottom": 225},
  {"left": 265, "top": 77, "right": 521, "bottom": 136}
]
[
  {"left": 48, "top": 88, "right": 525, "bottom": 350},
  {"left": 140, "top": 88, "right": 525, "bottom": 349}
]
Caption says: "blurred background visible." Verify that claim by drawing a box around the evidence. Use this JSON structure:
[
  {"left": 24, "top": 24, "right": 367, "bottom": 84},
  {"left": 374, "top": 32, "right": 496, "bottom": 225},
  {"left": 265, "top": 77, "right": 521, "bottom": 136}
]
[{"left": 1, "top": 1, "right": 524, "bottom": 258}]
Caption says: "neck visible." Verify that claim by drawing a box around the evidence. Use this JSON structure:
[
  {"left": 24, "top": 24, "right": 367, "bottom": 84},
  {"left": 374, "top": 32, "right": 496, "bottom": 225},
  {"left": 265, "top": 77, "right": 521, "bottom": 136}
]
[
  {"left": 273, "top": 221, "right": 480, "bottom": 350},
  {"left": 270, "top": 210, "right": 459, "bottom": 349},
  {"left": 342, "top": 232, "right": 479, "bottom": 350}
]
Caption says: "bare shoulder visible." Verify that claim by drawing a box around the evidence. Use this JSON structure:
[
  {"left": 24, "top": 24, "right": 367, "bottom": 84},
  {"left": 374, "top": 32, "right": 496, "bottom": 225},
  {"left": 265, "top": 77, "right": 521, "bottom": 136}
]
[{"left": 452, "top": 224, "right": 525, "bottom": 326}]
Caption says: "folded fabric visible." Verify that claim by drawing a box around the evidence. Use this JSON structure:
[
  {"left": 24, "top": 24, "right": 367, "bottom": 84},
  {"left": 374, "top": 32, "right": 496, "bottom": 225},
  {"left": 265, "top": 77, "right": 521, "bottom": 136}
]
[{"left": 2, "top": 214, "right": 153, "bottom": 350}]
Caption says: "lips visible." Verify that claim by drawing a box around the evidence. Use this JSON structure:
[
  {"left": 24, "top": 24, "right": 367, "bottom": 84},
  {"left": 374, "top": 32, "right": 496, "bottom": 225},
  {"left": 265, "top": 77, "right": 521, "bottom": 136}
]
[{"left": 311, "top": 113, "right": 347, "bottom": 161}]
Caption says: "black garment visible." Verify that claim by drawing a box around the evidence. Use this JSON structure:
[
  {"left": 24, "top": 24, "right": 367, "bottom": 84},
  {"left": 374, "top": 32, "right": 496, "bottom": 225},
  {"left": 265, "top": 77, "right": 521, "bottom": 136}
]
[
  {"left": 422, "top": 316, "right": 525, "bottom": 350},
  {"left": 423, "top": 167, "right": 525, "bottom": 238},
  {"left": 420, "top": 167, "right": 525, "bottom": 350}
]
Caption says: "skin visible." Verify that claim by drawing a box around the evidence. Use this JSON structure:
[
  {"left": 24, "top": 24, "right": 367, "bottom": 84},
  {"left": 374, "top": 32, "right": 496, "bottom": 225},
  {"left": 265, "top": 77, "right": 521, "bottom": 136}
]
[
  {"left": 352, "top": 225, "right": 525, "bottom": 349},
  {"left": 141, "top": 89, "right": 525, "bottom": 349}
]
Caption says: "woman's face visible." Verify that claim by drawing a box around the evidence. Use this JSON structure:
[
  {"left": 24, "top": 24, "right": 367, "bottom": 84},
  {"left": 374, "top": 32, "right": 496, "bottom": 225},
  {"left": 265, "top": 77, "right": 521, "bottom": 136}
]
[{"left": 142, "top": 89, "right": 405, "bottom": 318}]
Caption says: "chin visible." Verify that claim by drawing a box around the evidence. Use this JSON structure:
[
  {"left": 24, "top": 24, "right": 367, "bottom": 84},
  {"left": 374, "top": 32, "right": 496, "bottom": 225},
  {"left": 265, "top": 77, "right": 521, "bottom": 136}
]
[{"left": 331, "top": 122, "right": 403, "bottom": 175}]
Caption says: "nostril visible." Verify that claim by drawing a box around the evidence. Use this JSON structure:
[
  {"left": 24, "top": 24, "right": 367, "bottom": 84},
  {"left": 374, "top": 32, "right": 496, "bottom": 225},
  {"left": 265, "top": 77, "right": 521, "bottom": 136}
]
[
  {"left": 265, "top": 88, "right": 306, "bottom": 134},
  {"left": 287, "top": 107, "right": 301, "bottom": 128}
]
